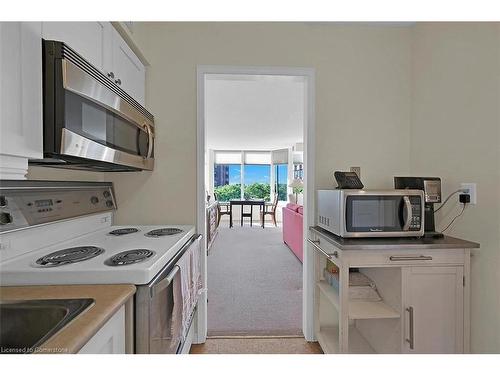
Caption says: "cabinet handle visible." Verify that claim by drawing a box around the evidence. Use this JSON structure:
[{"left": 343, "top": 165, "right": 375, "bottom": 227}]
[
  {"left": 406, "top": 306, "right": 415, "bottom": 350},
  {"left": 115, "top": 78, "right": 122, "bottom": 85},
  {"left": 107, "top": 71, "right": 115, "bottom": 79},
  {"left": 389, "top": 255, "right": 432, "bottom": 262},
  {"left": 307, "top": 238, "right": 338, "bottom": 259}
]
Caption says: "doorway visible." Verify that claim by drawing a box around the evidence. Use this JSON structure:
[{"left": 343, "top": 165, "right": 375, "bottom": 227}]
[{"left": 196, "top": 65, "right": 315, "bottom": 342}]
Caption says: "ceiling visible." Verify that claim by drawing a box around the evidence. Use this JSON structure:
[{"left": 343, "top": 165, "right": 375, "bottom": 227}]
[{"left": 205, "top": 74, "right": 305, "bottom": 151}]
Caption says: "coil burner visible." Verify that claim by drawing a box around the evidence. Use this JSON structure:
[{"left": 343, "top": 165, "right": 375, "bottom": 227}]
[
  {"left": 35, "top": 246, "right": 104, "bottom": 267},
  {"left": 105, "top": 249, "right": 155, "bottom": 266},
  {"left": 108, "top": 228, "right": 139, "bottom": 236},
  {"left": 144, "top": 228, "right": 183, "bottom": 238}
]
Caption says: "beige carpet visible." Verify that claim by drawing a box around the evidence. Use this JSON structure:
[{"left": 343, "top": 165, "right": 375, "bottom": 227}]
[{"left": 207, "top": 224, "right": 303, "bottom": 336}]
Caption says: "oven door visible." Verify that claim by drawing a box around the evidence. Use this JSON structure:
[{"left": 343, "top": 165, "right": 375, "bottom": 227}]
[
  {"left": 344, "top": 193, "right": 422, "bottom": 237},
  {"left": 135, "top": 234, "right": 202, "bottom": 354}
]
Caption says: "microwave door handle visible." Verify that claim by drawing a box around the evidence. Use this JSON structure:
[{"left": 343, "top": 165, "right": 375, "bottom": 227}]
[
  {"left": 145, "top": 124, "right": 154, "bottom": 158},
  {"left": 402, "top": 196, "right": 412, "bottom": 231}
]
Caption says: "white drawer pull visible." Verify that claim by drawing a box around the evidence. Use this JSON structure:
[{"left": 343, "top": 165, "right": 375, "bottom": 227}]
[{"left": 389, "top": 255, "right": 433, "bottom": 261}]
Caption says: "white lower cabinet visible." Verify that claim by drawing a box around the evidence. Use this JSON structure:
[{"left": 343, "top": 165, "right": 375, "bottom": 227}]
[
  {"left": 311, "top": 231, "right": 472, "bottom": 354},
  {"left": 402, "top": 266, "right": 464, "bottom": 354},
  {"left": 78, "top": 306, "right": 126, "bottom": 354}
]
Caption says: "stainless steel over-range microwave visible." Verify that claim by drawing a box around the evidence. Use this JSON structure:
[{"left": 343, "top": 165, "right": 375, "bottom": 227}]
[
  {"left": 30, "top": 40, "right": 155, "bottom": 172},
  {"left": 317, "top": 189, "right": 425, "bottom": 238}
]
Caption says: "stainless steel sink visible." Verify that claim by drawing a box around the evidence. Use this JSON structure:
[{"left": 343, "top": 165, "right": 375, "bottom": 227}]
[{"left": 0, "top": 298, "right": 94, "bottom": 354}]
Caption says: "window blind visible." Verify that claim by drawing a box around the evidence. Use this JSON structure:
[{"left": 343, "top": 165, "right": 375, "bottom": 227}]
[
  {"left": 271, "top": 149, "right": 289, "bottom": 164},
  {"left": 214, "top": 151, "right": 242, "bottom": 164},
  {"left": 244, "top": 152, "right": 271, "bottom": 165}
]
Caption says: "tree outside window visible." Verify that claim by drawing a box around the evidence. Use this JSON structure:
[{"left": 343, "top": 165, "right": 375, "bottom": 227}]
[
  {"left": 243, "top": 164, "right": 271, "bottom": 201},
  {"left": 213, "top": 164, "right": 241, "bottom": 201}
]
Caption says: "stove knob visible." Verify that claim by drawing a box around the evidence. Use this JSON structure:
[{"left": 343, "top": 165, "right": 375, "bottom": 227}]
[
  {"left": 90, "top": 196, "right": 99, "bottom": 204},
  {"left": 106, "top": 200, "right": 114, "bottom": 208},
  {"left": 0, "top": 196, "right": 7, "bottom": 207},
  {"left": 0, "top": 212, "right": 12, "bottom": 225},
  {"left": 103, "top": 190, "right": 111, "bottom": 198}
]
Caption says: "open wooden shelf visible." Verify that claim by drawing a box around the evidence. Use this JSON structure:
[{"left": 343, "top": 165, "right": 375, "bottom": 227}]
[
  {"left": 317, "top": 280, "right": 400, "bottom": 320},
  {"left": 316, "top": 326, "right": 376, "bottom": 354},
  {"left": 350, "top": 300, "right": 400, "bottom": 319}
]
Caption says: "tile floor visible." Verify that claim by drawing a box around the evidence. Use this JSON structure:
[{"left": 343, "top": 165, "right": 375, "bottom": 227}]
[{"left": 190, "top": 337, "right": 323, "bottom": 354}]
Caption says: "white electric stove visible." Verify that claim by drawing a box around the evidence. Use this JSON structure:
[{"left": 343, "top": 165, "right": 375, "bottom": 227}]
[
  {"left": 0, "top": 224, "right": 195, "bottom": 286},
  {"left": 0, "top": 180, "right": 202, "bottom": 354},
  {"left": 0, "top": 180, "right": 194, "bottom": 286}
]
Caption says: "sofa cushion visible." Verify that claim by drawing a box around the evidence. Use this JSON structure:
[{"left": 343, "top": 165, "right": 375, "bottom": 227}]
[{"left": 286, "top": 203, "right": 301, "bottom": 212}]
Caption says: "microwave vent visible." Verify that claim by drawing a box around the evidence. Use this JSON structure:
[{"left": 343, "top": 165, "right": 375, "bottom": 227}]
[{"left": 319, "top": 215, "right": 330, "bottom": 227}]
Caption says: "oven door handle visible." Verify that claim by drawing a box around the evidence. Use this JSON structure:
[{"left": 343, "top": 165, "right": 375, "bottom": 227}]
[
  {"left": 150, "top": 265, "right": 180, "bottom": 297},
  {"left": 148, "top": 234, "right": 202, "bottom": 297}
]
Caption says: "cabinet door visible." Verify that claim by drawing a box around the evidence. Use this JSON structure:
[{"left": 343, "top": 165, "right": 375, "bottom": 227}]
[
  {"left": 0, "top": 22, "right": 43, "bottom": 176},
  {"left": 41, "top": 22, "right": 112, "bottom": 73},
  {"left": 402, "top": 266, "right": 464, "bottom": 353},
  {"left": 111, "top": 28, "right": 145, "bottom": 105},
  {"left": 78, "top": 306, "right": 125, "bottom": 354}
]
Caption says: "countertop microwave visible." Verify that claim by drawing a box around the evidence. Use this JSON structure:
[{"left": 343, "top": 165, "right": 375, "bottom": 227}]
[
  {"left": 317, "top": 189, "right": 425, "bottom": 238},
  {"left": 29, "top": 40, "right": 155, "bottom": 172}
]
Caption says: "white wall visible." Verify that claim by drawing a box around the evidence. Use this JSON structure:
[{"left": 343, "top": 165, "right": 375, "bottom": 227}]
[
  {"left": 106, "top": 23, "right": 412, "bottom": 226},
  {"left": 410, "top": 23, "right": 500, "bottom": 352},
  {"left": 27, "top": 166, "right": 104, "bottom": 181}
]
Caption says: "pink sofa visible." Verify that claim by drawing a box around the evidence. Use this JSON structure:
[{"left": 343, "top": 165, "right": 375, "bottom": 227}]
[{"left": 282, "top": 203, "right": 303, "bottom": 263}]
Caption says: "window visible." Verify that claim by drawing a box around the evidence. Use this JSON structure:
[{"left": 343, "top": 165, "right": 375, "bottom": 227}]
[
  {"left": 274, "top": 164, "right": 288, "bottom": 201},
  {"left": 213, "top": 150, "right": 291, "bottom": 203},
  {"left": 244, "top": 164, "right": 271, "bottom": 201},
  {"left": 213, "top": 164, "right": 241, "bottom": 201}
]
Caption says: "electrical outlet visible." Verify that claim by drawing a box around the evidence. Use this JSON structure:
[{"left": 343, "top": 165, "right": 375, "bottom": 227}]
[
  {"left": 460, "top": 183, "right": 477, "bottom": 205},
  {"left": 350, "top": 166, "right": 361, "bottom": 178}
]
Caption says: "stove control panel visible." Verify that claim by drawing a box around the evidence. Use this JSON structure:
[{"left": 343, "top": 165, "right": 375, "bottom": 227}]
[{"left": 0, "top": 183, "right": 116, "bottom": 233}]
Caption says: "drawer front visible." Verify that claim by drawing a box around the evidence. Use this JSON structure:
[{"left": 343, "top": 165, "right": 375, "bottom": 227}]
[
  {"left": 309, "top": 230, "right": 467, "bottom": 267},
  {"left": 308, "top": 232, "right": 343, "bottom": 262},
  {"left": 347, "top": 249, "right": 466, "bottom": 267}
]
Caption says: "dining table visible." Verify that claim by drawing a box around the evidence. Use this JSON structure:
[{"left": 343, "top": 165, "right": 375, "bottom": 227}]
[{"left": 229, "top": 199, "right": 265, "bottom": 228}]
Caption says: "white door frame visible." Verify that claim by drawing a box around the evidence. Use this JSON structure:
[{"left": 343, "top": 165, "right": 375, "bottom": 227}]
[{"left": 196, "top": 65, "right": 316, "bottom": 342}]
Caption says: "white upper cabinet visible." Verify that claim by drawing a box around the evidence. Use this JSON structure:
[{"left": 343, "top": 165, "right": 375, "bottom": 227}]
[
  {"left": 110, "top": 28, "right": 146, "bottom": 105},
  {"left": 41, "top": 22, "right": 146, "bottom": 105},
  {"left": 0, "top": 22, "right": 146, "bottom": 179},
  {"left": 41, "top": 22, "right": 113, "bottom": 73},
  {"left": 0, "top": 22, "right": 43, "bottom": 179}
]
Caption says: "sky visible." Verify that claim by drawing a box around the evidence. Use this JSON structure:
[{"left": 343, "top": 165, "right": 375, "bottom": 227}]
[{"left": 228, "top": 164, "right": 287, "bottom": 185}]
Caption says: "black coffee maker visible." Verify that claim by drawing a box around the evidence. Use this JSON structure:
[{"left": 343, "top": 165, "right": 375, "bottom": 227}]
[{"left": 394, "top": 176, "right": 444, "bottom": 238}]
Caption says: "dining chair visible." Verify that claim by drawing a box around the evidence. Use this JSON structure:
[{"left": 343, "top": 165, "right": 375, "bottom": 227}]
[
  {"left": 260, "top": 194, "right": 279, "bottom": 227},
  {"left": 214, "top": 192, "right": 230, "bottom": 226}
]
